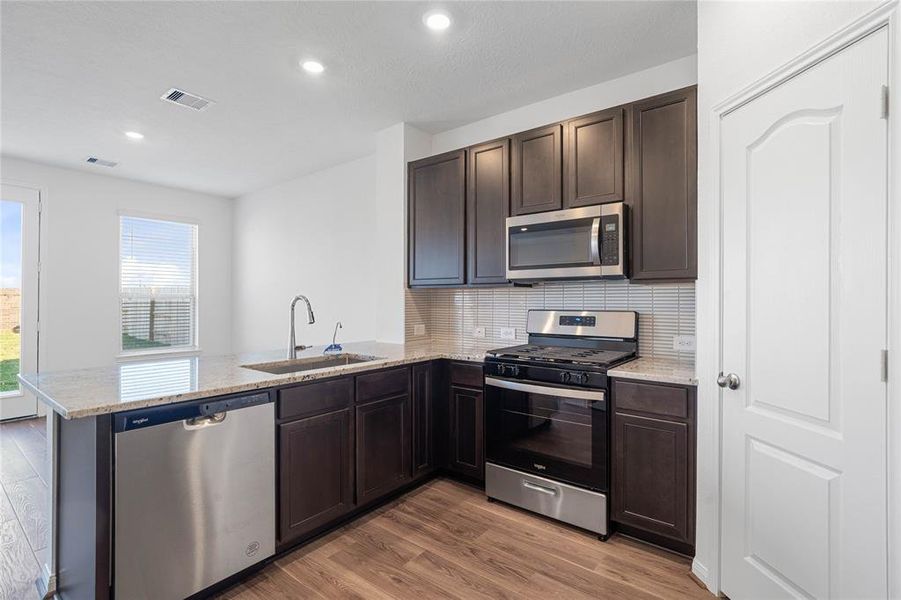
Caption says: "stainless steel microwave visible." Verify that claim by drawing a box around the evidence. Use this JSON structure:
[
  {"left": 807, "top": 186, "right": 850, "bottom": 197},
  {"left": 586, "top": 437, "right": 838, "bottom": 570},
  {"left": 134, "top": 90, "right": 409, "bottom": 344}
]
[{"left": 505, "top": 203, "right": 627, "bottom": 281}]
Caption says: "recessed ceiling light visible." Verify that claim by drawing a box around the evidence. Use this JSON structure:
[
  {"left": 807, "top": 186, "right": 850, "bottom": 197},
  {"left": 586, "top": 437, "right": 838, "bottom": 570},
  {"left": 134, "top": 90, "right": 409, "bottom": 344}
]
[
  {"left": 423, "top": 10, "right": 451, "bottom": 31},
  {"left": 301, "top": 60, "right": 325, "bottom": 74},
  {"left": 124, "top": 131, "right": 144, "bottom": 140}
]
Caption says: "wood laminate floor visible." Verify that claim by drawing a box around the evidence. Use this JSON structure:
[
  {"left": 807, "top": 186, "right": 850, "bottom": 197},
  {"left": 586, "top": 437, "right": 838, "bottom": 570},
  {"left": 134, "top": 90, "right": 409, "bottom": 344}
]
[
  {"left": 0, "top": 417, "right": 48, "bottom": 600},
  {"left": 219, "top": 478, "right": 712, "bottom": 600}
]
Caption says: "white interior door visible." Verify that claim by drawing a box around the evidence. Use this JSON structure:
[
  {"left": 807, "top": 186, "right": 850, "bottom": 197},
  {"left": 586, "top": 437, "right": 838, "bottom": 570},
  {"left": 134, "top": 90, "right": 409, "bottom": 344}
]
[
  {"left": 0, "top": 184, "right": 39, "bottom": 420},
  {"left": 720, "top": 28, "right": 889, "bottom": 599}
]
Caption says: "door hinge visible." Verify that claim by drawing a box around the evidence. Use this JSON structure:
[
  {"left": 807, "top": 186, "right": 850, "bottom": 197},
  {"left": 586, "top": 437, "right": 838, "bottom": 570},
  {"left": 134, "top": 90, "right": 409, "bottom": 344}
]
[
  {"left": 881, "top": 85, "right": 889, "bottom": 119},
  {"left": 882, "top": 349, "right": 889, "bottom": 382}
]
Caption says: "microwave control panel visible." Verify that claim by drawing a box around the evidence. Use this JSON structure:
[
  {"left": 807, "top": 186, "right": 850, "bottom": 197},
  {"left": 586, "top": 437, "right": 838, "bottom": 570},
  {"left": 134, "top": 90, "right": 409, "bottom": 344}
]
[{"left": 600, "top": 215, "right": 620, "bottom": 266}]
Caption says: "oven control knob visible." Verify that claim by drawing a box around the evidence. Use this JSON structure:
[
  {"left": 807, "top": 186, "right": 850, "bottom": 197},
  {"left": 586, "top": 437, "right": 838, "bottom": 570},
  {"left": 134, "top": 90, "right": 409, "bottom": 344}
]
[
  {"left": 577, "top": 372, "right": 590, "bottom": 384},
  {"left": 560, "top": 371, "right": 572, "bottom": 383},
  {"left": 498, "top": 365, "right": 509, "bottom": 376},
  {"left": 509, "top": 365, "right": 520, "bottom": 377}
]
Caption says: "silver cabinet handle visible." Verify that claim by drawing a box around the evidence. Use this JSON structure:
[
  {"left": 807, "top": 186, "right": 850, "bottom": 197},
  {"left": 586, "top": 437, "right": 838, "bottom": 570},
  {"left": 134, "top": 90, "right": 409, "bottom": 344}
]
[
  {"left": 522, "top": 480, "right": 558, "bottom": 496},
  {"left": 717, "top": 372, "right": 741, "bottom": 390},
  {"left": 589, "top": 217, "right": 601, "bottom": 265}
]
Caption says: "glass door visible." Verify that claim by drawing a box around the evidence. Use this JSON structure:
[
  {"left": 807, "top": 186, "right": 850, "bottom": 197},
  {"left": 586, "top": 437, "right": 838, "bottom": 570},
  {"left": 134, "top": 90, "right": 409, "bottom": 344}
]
[
  {"left": 485, "top": 377, "right": 607, "bottom": 491},
  {"left": 1, "top": 184, "right": 39, "bottom": 420}
]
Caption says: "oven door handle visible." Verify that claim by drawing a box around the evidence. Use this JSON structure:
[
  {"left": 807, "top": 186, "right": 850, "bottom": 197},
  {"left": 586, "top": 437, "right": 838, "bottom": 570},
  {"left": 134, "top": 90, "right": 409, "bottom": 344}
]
[
  {"left": 485, "top": 377, "right": 606, "bottom": 402},
  {"left": 590, "top": 217, "right": 601, "bottom": 265}
]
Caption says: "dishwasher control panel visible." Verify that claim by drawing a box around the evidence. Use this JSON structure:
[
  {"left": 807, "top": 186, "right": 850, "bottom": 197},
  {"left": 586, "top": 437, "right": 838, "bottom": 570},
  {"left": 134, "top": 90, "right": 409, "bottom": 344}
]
[{"left": 114, "top": 391, "right": 272, "bottom": 432}]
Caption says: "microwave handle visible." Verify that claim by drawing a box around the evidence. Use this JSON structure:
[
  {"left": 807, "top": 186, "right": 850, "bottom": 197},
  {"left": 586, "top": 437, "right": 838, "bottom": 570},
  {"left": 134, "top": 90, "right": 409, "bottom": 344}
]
[{"left": 590, "top": 217, "right": 601, "bottom": 265}]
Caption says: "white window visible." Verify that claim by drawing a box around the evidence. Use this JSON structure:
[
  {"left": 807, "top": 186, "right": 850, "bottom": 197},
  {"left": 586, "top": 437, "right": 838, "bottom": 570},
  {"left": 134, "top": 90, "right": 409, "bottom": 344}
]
[{"left": 119, "top": 216, "right": 198, "bottom": 354}]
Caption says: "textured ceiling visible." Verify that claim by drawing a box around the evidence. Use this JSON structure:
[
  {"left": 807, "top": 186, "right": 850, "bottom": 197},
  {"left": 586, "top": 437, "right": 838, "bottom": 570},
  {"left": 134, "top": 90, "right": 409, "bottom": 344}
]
[{"left": 1, "top": 1, "right": 697, "bottom": 197}]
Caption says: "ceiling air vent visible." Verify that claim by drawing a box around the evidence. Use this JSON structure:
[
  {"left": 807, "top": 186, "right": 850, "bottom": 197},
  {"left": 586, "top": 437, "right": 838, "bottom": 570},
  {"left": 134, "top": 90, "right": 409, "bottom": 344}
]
[
  {"left": 86, "top": 157, "right": 118, "bottom": 168},
  {"left": 160, "top": 87, "right": 214, "bottom": 111}
]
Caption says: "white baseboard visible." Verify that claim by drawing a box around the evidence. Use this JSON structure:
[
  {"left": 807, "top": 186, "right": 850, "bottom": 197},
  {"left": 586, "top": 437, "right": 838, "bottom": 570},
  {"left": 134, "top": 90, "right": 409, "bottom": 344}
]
[{"left": 691, "top": 559, "right": 712, "bottom": 593}]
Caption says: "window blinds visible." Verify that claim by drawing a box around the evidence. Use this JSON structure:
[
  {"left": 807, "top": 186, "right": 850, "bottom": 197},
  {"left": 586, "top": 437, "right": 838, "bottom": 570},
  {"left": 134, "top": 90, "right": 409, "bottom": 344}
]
[{"left": 120, "top": 216, "right": 198, "bottom": 352}]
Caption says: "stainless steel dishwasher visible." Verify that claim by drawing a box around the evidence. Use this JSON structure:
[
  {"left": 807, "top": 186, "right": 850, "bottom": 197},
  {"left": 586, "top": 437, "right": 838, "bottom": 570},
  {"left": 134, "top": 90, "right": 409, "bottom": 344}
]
[{"left": 113, "top": 392, "right": 275, "bottom": 600}]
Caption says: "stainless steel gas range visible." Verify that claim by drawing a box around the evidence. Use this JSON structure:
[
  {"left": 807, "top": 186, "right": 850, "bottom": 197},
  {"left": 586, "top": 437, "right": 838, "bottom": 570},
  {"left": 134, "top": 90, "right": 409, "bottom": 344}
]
[{"left": 483, "top": 309, "right": 638, "bottom": 539}]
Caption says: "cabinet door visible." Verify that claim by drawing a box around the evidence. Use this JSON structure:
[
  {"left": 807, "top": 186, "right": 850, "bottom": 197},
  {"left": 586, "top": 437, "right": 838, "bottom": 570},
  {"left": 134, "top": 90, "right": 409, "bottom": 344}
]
[
  {"left": 612, "top": 411, "right": 692, "bottom": 544},
  {"left": 564, "top": 107, "right": 624, "bottom": 208},
  {"left": 412, "top": 363, "right": 434, "bottom": 478},
  {"left": 511, "top": 124, "right": 563, "bottom": 215},
  {"left": 467, "top": 139, "right": 510, "bottom": 285},
  {"left": 408, "top": 150, "right": 466, "bottom": 286},
  {"left": 630, "top": 86, "right": 697, "bottom": 280},
  {"left": 279, "top": 408, "right": 354, "bottom": 545},
  {"left": 449, "top": 385, "right": 484, "bottom": 481},
  {"left": 356, "top": 394, "right": 412, "bottom": 505}
]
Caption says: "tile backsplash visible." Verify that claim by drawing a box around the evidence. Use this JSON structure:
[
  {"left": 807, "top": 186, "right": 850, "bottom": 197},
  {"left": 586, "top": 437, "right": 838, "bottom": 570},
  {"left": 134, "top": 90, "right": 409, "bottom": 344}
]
[{"left": 405, "top": 280, "right": 695, "bottom": 365}]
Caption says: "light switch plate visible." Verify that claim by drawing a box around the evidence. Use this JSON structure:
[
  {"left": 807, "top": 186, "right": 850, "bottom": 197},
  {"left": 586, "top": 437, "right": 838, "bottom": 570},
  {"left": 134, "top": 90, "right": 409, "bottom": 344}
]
[
  {"left": 413, "top": 324, "right": 426, "bottom": 337},
  {"left": 473, "top": 326, "right": 486, "bottom": 339},
  {"left": 499, "top": 327, "right": 516, "bottom": 341},
  {"left": 673, "top": 335, "right": 696, "bottom": 352}
]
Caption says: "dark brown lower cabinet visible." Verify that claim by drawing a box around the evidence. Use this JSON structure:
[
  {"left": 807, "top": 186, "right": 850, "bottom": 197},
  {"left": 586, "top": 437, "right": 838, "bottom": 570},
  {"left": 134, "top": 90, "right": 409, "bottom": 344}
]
[
  {"left": 278, "top": 407, "right": 354, "bottom": 545},
  {"left": 356, "top": 394, "right": 412, "bottom": 505},
  {"left": 611, "top": 379, "right": 696, "bottom": 553},
  {"left": 412, "top": 363, "right": 434, "bottom": 478},
  {"left": 448, "top": 384, "right": 484, "bottom": 481}
]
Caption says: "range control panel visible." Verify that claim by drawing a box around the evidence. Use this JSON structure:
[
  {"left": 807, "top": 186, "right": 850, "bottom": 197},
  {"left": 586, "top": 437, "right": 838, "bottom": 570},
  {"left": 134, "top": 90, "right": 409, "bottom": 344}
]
[{"left": 600, "top": 214, "right": 620, "bottom": 266}]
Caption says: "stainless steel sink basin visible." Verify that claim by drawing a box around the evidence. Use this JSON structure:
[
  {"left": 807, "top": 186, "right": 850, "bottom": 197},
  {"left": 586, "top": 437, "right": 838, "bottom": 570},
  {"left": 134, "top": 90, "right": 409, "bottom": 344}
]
[{"left": 242, "top": 353, "right": 382, "bottom": 375}]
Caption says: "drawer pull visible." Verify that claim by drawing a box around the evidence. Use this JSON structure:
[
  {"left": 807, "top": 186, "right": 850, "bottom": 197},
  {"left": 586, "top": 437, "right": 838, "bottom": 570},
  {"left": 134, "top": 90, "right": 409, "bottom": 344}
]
[{"left": 522, "top": 480, "right": 558, "bottom": 496}]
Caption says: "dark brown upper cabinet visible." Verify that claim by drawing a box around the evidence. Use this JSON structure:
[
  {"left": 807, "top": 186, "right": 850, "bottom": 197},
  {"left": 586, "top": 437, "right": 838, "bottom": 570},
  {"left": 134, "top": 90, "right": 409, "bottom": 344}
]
[
  {"left": 564, "top": 107, "right": 624, "bottom": 208},
  {"left": 629, "top": 86, "right": 697, "bottom": 281},
  {"left": 511, "top": 124, "right": 563, "bottom": 215},
  {"left": 467, "top": 139, "right": 510, "bottom": 285},
  {"left": 408, "top": 150, "right": 466, "bottom": 286}
]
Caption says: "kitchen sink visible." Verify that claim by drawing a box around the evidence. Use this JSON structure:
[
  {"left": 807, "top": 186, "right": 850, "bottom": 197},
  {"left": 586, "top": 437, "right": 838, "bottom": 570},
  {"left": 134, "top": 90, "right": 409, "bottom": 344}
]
[{"left": 242, "top": 353, "right": 382, "bottom": 375}]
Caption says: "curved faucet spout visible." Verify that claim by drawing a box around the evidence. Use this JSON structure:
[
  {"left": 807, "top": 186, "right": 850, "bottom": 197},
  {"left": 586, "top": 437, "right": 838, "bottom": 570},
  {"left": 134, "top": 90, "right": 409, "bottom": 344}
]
[{"left": 288, "top": 295, "right": 315, "bottom": 359}]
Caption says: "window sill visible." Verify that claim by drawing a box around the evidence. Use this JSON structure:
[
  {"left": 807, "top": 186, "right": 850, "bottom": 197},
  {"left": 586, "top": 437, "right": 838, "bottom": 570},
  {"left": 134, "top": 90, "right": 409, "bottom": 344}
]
[{"left": 117, "top": 347, "right": 203, "bottom": 362}]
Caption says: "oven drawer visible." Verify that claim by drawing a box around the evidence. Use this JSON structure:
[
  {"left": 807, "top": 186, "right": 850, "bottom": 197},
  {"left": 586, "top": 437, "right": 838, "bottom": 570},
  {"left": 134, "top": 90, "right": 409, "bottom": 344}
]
[{"left": 485, "top": 463, "right": 607, "bottom": 535}]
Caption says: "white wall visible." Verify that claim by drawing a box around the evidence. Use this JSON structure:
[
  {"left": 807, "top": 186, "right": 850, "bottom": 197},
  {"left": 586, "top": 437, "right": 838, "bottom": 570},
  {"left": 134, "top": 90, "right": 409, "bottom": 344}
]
[
  {"left": 232, "top": 155, "right": 378, "bottom": 353},
  {"left": 0, "top": 156, "right": 234, "bottom": 371},
  {"left": 694, "top": 1, "right": 884, "bottom": 593},
  {"left": 431, "top": 54, "right": 697, "bottom": 154}
]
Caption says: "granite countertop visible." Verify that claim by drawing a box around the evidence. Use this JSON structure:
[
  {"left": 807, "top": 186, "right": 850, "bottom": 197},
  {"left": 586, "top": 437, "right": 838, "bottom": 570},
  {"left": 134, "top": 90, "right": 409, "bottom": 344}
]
[
  {"left": 17, "top": 341, "right": 485, "bottom": 420},
  {"left": 607, "top": 357, "right": 697, "bottom": 386}
]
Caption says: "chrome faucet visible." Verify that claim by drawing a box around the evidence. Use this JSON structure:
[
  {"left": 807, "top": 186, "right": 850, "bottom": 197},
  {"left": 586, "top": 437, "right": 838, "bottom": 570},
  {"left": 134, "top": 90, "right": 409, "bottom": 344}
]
[{"left": 288, "top": 295, "right": 316, "bottom": 359}]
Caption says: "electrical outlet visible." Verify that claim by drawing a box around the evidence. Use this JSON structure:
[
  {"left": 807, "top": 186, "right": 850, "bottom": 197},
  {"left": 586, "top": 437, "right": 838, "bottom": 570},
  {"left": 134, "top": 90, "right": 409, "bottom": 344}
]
[
  {"left": 673, "top": 335, "right": 696, "bottom": 352},
  {"left": 473, "top": 326, "right": 486, "bottom": 339},
  {"left": 413, "top": 324, "right": 426, "bottom": 337},
  {"left": 499, "top": 327, "right": 516, "bottom": 341}
]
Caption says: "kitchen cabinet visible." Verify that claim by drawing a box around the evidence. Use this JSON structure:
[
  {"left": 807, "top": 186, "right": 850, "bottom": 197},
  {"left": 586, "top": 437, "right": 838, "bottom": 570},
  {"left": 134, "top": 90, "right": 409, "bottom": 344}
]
[
  {"left": 511, "top": 124, "right": 563, "bottom": 215},
  {"left": 447, "top": 362, "right": 484, "bottom": 481},
  {"left": 278, "top": 407, "right": 354, "bottom": 545},
  {"left": 611, "top": 379, "right": 695, "bottom": 553},
  {"left": 629, "top": 86, "right": 697, "bottom": 281},
  {"left": 356, "top": 393, "right": 412, "bottom": 505},
  {"left": 408, "top": 150, "right": 466, "bottom": 286},
  {"left": 412, "top": 362, "right": 435, "bottom": 478},
  {"left": 564, "top": 107, "right": 624, "bottom": 208},
  {"left": 467, "top": 138, "right": 510, "bottom": 285}
]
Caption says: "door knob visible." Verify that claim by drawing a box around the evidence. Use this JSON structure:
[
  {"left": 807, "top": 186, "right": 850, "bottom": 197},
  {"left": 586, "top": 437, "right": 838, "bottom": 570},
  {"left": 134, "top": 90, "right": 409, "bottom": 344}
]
[{"left": 717, "top": 372, "right": 741, "bottom": 390}]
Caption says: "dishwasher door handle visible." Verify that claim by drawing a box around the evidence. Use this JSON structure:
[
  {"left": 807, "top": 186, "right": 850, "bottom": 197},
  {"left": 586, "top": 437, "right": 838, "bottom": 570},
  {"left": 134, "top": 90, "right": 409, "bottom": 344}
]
[{"left": 183, "top": 412, "right": 227, "bottom": 430}]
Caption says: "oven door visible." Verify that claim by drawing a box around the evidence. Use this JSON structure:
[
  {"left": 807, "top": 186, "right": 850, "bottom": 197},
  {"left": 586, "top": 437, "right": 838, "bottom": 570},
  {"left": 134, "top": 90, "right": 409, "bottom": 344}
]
[
  {"left": 484, "top": 377, "right": 607, "bottom": 491},
  {"left": 505, "top": 203, "right": 625, "bottom": 280}
]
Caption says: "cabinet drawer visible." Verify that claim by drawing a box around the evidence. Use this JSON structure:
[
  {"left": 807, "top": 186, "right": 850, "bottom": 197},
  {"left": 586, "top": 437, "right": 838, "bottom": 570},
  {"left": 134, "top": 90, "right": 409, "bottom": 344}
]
[
  {"left": 278, "top": 377, "right": 352, "bottom": 421},
  {"left": 613, "top": 380, "right": 688, "bottom": 419},
  {"left": 356, "top": 367, "right": 410, "bottom": 403},
  {"left": 449, "top": 362, "right": 483, "bottom": 388}
]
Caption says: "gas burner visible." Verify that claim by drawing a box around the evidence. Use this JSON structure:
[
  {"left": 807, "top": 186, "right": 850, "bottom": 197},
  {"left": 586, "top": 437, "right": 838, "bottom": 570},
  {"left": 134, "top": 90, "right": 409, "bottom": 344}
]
[{"left": 487, "top": 344, "right": 636, "bottom": 368}]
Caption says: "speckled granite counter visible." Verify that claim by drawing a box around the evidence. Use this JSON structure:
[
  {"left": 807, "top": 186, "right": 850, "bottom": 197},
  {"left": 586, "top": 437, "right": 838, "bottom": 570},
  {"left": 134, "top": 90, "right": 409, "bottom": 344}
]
[
  {"left": 17, "top": 341, "right": 485, "bottom": 419},
  {"left": 607, "top": 357, "right": 697, "bottom": 386}
]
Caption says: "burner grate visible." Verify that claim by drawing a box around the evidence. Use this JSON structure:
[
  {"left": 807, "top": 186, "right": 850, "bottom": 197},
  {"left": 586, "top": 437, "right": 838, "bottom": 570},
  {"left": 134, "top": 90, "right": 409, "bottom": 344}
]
[{"left": 489, "top": 344, "right": 634, "bottom": 367}]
